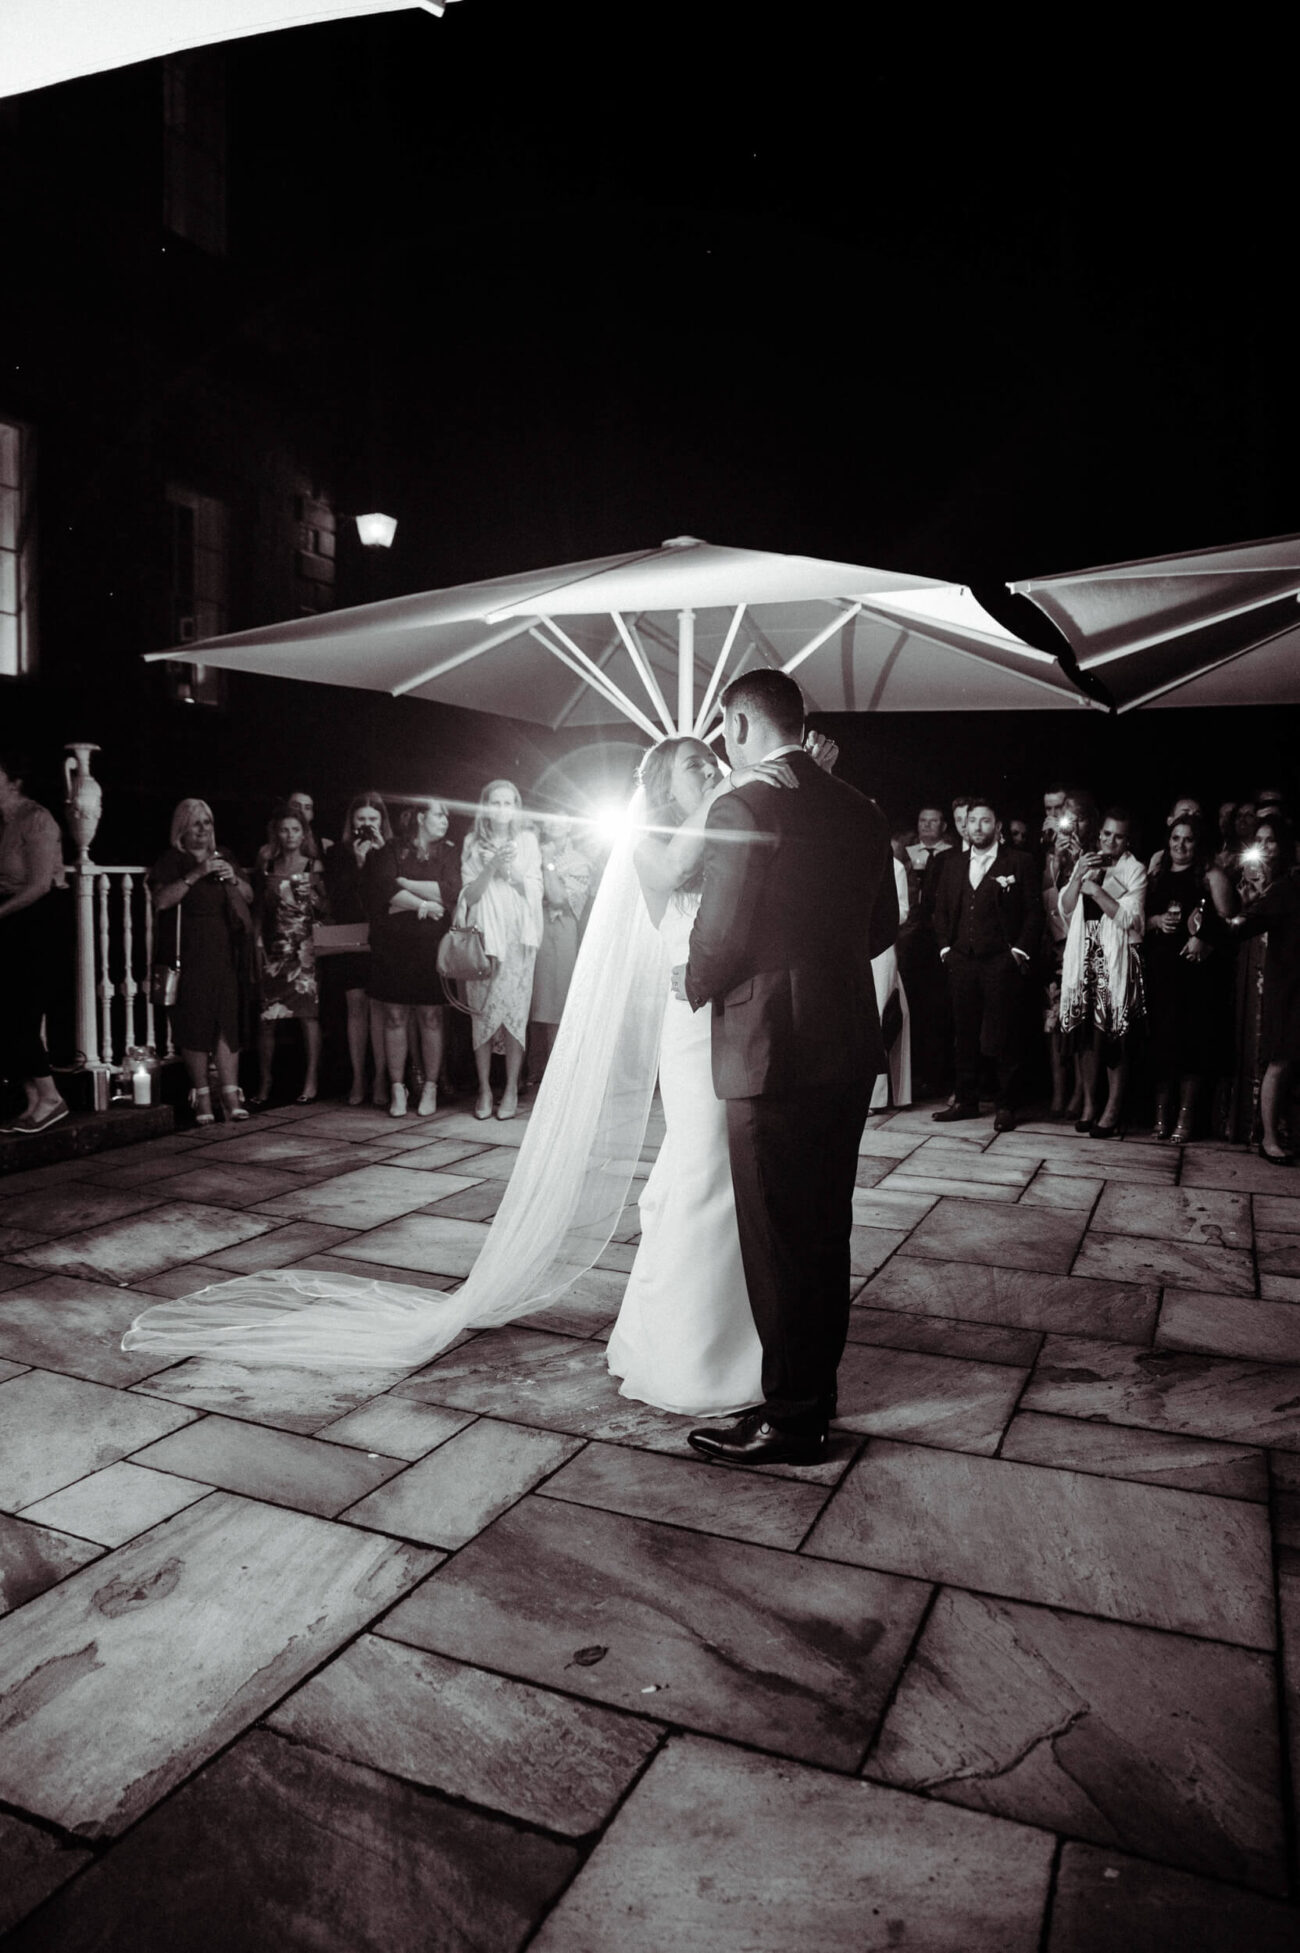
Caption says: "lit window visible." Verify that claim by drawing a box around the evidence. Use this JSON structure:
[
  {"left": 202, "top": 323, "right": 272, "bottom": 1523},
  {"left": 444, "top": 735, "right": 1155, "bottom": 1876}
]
[
  {"left": 0, "top": 417, "right": 36, "bottom": 678},
  {"left": 163, "top": 53, "right": 227, "bottom": 255},
  {"left": 164, "top": 485, "right": 228, "bottom": 706}
]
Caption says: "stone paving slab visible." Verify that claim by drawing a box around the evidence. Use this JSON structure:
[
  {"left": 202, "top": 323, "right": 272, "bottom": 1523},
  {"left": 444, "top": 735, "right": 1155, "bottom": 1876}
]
[
  {"left": 269, "top": 1633, "right": 662, "bottom": 1835},
  {"left": 1259, "top": 1230, "right": 1300, "bottom": 1279},
  {"left": 833, "top": 1342, "right": 1025, "bottom": 1452},
  {"left": 849, "top": 1224, "right": 909, "bottom": 1278},
  {"left": 1255, "top": 1192, "right": 1300, "bottom": 1233},
  {"left": 251, "top": 1164, "right": 479, "bottom": 1229},
  {"left": 845, "top": 1303, "right": 1042, "bottom": 1368},
  {"left": 1180, "top": 1150, "right": 1300, "bottom": 1195},
  {"left": 10, "top": 1201, "right": 277, "bottom": 1285},
  {"left": 862, "top": 1256, "right": 1159, "bottom": 1343},
  {"left": 0, "top": 1273, "right": 186, "bottom": 1385},
  {"left": 532, "top": 1734, "right": 1054, "bottom": 1953},
  {"left": 536, "top": 1440, "right": 831, "bottom": 1549},
  {"left": 157, "top": 1160, "right": 333, "bottom": 1209},
  {"left": 422, "top": 1177, "right": 506, "bottom": 1221},
  {"left": 1000, "top": 1411, "right": 1268, "bottom": 1502},
  {"left": 20, "top": 1461, "right": 212, "bottom": 1546},
  {"left": 805, "top": 1439, "right": 1275, "bottom": 1647},
  {"left": 133, "top": 1415, "right": 406, "bottom": 1518},
  {"left": 0, "top": 1368, "right": 197, "bottom": 1511},
  {"left": 0, "top": 1509, "right": 103, "bottom": 1614},
  {"left": 0, "top": 1493, "right": 437, "bottom": 1836},
  {"left": 879, "top": 1171, "right": 1025, "bottom": 1203},
  {"left": 315, "top": 1395, "right": 474, "bottom": 1460},
  {"left": 343, "top": 1417, "right": 580, "bottom": 1546},
  {"left": 851, "top": 1184, "right": 939, "bottom": 1229},
  {"left": 1047, "top": 1841, "right": 1300, "bottom": 1953},
  {"left": 134, "top": 1355, "right": 415, "bottom": 1435},
  {"left": 192, "top": 1218, "right": 361, "bottom": 1271},
  {"left": 1020, "top": 1173, "right": 1103, "bottom": 1210},
  {"left": 0, "top": 1811, "right": 92, "bottom": 1939},
  {"left": 1072, "top": 1230, "right": 1256, "bottom": 1296},
  {"left": 1024, "top": 1335, "right": 1300, "bottom": 1451},
  {"left": 1, "top": 1727, "right": 577, "bottom": 1952},
  {"left": 898, "top": 1200, "right": 1089, "bottom": 1273},
  {"left": 1157, "top": 1288, "right": 1300, "bottom": 1363},
  {"left": 327, "top": 1211, "right": 492, "bottom": 1277},
  {"left": 1092, "top": 1182, "right": 1253, "bottom": 1249},
  {"left": 381, "top": 1496, "right": 930, "bottom": 1769},
  {"left": 868, "top": 1587, "right": 1285, "bottom": 1893},
  {"left": 0, "top": 1180, "right": 167, "bottom": 1235}
]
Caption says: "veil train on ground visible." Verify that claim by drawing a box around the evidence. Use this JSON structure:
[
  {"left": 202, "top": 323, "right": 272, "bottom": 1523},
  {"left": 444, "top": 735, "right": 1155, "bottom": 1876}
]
[{"left": 122, "top": 792, "right": 668, "bottom": 1371}]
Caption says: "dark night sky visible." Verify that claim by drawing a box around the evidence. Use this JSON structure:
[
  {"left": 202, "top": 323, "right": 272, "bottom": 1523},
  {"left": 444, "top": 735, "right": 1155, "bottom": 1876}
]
[{"left": 227, "top": 7, "right": 1297, "bottom": 598}]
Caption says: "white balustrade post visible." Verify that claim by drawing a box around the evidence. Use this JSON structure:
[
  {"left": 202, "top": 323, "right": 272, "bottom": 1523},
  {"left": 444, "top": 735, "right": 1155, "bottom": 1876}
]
[
  {"left": 97, "top": 872, "right": 114, "bottom": 1075},
  {"left": 120, "top": 873, "right": 139, "bottom": 1050},
  {"left": 144, "top": 890, "right": 158, "bottom": 1054},
  {"left": 72, "top": 864, "right": 101, "bottom": 1071}
]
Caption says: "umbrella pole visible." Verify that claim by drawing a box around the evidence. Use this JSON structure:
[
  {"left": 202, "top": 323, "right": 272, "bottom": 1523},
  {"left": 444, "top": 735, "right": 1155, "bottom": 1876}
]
[{"left": 677, "top": 608, "right": 695, "bottom": 733}]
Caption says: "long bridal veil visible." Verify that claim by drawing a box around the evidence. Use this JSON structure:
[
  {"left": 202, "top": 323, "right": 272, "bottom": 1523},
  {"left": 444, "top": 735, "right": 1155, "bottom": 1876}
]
[{"left": 122, "top": 792, "right": 669, "bottom": 1370}]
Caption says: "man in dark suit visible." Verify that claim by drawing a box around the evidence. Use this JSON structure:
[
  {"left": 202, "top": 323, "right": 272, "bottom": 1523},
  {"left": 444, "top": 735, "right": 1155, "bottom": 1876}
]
[
  {"left": 676, "top": 670, "right": 897, "bottom": 1466},
  {"left": 931, "top": 794, "right": 1043, "bottom": 1131}
]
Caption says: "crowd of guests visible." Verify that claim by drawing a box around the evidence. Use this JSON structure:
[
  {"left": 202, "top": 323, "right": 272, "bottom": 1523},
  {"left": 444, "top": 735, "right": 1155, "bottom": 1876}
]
[
  {"left": 897, "top": 784, "right": 1299, "bottom": 1160},
  {"left": 2, "top": 748, "right": 1295, "bottom": 1170},
  {"left": 146, "top": 783, "right": 596, "bottom": 1126}
]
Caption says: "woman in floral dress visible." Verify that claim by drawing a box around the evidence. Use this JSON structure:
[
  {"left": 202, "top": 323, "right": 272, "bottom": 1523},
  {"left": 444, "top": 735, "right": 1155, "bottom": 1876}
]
[
  {"left": 253, "top": 806, "right": 328, "bottom": 1104},
  {"left": 461, "top": 779, "right": 543, "bottom": 1121}
]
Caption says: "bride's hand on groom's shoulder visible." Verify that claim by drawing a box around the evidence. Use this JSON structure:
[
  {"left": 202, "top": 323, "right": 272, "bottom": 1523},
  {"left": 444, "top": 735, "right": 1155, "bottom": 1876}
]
[{"left": 729, "top": 758, "right": 800, "bottom": 793}]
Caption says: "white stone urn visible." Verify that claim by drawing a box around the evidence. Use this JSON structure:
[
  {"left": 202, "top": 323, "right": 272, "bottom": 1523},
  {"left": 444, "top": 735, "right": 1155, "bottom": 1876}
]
[{"left": 64, "top": 742, "right": 103, "bottom": 863}]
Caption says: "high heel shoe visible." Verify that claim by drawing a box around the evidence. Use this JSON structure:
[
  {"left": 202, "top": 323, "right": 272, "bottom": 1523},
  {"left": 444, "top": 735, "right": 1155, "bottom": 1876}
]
[
  {"left": 417, "top": 1082, "right": 437, "bottom": 1117},
  {"left": 1074, "top": 1118, "right": 1094, "bottom": 1134},
  {"left": 190, "top": 1087, "right": 215, "bottom": 1127},
  {"left": 1089, "top": 1120, "right": 1122, "bottom": 1140},
  {"left": 474, "top": 1091, "right": 494, "bottom": 1120},
  {"left": 496, "top": 1089, "right": 519, "bottom": 1121},
  {"left": 389, "top": 1084, "right": 408, "bottom": 1118},
  {"left": 221, "top": 1086, "right": 250, "bottom": 1122}
]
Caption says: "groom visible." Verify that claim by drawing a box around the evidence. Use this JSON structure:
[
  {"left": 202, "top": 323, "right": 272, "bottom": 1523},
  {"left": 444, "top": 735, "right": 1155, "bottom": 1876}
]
[{"left": 676, "top": 669, "right": 897, "bottom": 1465}]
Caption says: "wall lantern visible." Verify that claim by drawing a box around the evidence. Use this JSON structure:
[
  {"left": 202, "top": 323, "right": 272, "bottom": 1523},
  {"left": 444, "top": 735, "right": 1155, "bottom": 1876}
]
[{"left": 355, "top": 512, "right": 398, "bottom": 549}]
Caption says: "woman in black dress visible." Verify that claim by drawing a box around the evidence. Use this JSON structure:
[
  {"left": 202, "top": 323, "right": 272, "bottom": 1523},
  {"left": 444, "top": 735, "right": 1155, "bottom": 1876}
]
[
  {"left": 0, "top": 749, "right": 69, "bottom": 1135},
  {"left": 323, "top": 792, "right": 391, "bottom": 1105},
  {"left": 150, "top": 798, "right": 254, "bottom": 1124},
  {"left": 1143, "top": 815, "right": 1234, "bottom": 1142},
  {"left": 1226, "top": 817, "right": 1300, "bottom": 1164},
  {"left": 365, "top": 798, "right": 461, "bottom": 1117}
]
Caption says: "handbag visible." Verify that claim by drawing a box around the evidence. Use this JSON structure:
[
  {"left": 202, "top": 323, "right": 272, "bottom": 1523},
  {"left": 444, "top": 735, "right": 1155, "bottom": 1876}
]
[
  {"left": 151, "top": 902, "right": 181, "bottom": 1007},
  {"left": 436, "top": 900, "right": 494, "bottom": 1014}
]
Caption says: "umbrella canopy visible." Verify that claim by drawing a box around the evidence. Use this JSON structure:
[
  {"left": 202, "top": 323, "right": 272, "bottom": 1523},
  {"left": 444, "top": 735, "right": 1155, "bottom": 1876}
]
[
  {"left": 3, "top": 1, "right": 454, "bottom": 100},
  {"left": 144, "top": 536, "right": 1094, "bottom": 736},
  {"left": 1012, "top": 534, "right": 1300, "bottom": 713}
]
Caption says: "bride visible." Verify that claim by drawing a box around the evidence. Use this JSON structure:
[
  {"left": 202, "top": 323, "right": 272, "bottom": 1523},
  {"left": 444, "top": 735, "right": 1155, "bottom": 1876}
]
[{"left": 122, "top": 736, "right": 824, "bottom": 1412}]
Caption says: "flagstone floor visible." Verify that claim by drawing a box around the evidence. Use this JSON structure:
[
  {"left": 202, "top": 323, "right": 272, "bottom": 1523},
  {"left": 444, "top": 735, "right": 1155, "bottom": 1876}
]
[{"left": 0, "top": 1095, "right": 1298, "bottom": 1949}]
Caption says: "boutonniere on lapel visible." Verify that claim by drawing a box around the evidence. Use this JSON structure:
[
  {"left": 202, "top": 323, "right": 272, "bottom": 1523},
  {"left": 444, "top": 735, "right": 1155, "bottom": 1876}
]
[{"left": 994, "top": 874, "right": 1017, "bottom": 890}]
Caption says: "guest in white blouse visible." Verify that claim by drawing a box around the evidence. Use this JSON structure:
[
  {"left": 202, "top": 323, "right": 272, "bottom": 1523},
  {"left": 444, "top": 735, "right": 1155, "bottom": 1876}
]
[{"left": 1058, "top": 806, "right": 1148, "bottom": 1137}]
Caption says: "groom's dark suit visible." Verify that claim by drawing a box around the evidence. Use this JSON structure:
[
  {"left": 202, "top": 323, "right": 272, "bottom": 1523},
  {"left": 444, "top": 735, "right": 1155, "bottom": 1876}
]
[{"left": 684, "top": 750, "right": 896, "bottom": 1428}]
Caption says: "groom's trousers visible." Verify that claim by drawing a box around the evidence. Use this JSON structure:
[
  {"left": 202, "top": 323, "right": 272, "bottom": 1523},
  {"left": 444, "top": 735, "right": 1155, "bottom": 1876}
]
[{"left": 726, "top": 1077, "right": 874, "bottom": 1427}]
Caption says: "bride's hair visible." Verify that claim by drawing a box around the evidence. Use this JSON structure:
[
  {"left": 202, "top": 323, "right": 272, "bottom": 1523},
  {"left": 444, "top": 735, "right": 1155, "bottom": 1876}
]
[{"left": 638, "top": 736, "right": 708, "bottom": 831}]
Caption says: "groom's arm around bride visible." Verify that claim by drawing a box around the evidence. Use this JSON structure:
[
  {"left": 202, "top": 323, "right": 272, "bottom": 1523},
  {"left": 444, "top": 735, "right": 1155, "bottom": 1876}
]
[{"left": 683, "top": 671, "right": 896, "bottom": 1466}]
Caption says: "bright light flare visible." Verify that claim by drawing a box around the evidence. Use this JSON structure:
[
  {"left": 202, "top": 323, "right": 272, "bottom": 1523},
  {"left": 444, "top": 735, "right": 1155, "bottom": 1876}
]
[{"left": 589, "top": 798, "right": 638, "bottom": 847}]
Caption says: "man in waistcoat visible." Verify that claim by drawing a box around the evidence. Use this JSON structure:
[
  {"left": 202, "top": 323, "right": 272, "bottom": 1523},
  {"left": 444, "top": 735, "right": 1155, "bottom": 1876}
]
[{"left": 931, "top": 793, "right": 1042, "bottom": 1131}]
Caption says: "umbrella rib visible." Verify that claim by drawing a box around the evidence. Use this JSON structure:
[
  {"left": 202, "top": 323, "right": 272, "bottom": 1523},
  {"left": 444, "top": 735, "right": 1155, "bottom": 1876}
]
[
  {"left": 693, "top": 604, "right": 747, "bottom": 737},
  {"left": 1116, "top": 608, "right": 1300, "bottom": 712},
  {"left": 388, "top": 618, "right": 537, "bottom": 697},
  {"left": 860, "top": 600, "right": 1092, "bottom": 704},
  {"left": 527, "top": 623, "right": 662, "bottom": 739},
  {"left": 781, "top": 603, "right": 863, "bottom": 678},
  {"left": 1064, "top": 585, "right": 1300, "bottom": 670},
  {"left": 611, "top": 612, "right": 677, "bottom": 736}
]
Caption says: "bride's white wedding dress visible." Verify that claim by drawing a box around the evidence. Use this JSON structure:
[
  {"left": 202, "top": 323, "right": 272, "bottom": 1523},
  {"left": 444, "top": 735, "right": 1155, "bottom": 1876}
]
[
  {"left": 606, "top": 891, "right": 762, "bottom": 1417},
  {"left": 120, "top": 795, "right": 760, "bottom": 1416}
]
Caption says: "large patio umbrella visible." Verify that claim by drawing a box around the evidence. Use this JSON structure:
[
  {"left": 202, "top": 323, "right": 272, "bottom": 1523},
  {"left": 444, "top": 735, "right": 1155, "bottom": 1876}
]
[
  {"left": 143, "top": 537, "right": 1096, "bottom": 738},
  {"left": 3, "top": 1, "right": 457, "bottom": 100},
  {"left": 1011, "top": 533, "right": 1300, "bottom": 713}
]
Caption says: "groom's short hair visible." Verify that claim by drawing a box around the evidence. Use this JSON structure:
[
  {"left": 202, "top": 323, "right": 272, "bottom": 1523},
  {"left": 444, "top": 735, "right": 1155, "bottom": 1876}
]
[{"left": 720, "top": 670, "right": 805, "bottom": 741}]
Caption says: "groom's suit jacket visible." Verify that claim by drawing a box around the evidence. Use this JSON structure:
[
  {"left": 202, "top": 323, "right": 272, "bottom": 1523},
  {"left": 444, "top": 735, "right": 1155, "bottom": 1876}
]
[{"left": 684, "top": 751, "right": 897, "bottom": 1099}]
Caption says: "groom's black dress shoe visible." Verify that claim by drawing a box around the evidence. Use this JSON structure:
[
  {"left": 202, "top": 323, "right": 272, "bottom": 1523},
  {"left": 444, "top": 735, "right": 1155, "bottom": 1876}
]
[
  {"left": 688, "top": 1409, "right": 827, "bottom": 1467},
  {"left": 932, "top": 1102, "right": 980, "bottom": 1123}
]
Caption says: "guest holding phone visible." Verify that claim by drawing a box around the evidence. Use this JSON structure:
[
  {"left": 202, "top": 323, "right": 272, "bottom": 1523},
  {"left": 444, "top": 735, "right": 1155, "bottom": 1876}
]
[{"left": 150, "top": 798, "right": 253, "bottom": 1124}]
